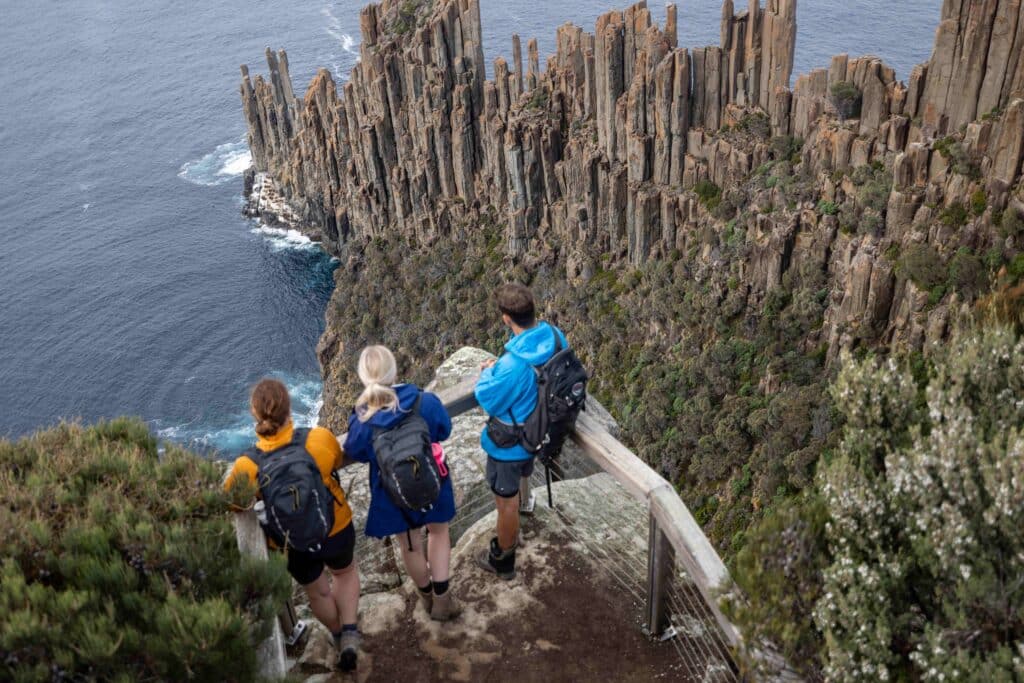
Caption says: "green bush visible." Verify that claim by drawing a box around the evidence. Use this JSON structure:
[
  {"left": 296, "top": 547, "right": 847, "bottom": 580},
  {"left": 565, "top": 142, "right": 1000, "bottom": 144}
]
[
  {"left": 817, "top": 200, "right": 838, "bottom": 216},
  {"left": 940, "top": 202, "right": 970, "bottom": 228},
  {"left": 725, "top": 495, "right": 830, "bottom": 680},
  {"left": 999, "top": 207, "right": 1024, "bottom": 240},
  {"left": 815, "top": 327, "right": 1024, "bottom": 681},
  {"left": 694, "top": 179, "right": 722, "bottom": 211},
  {"left": 0, "top": 419, "right": 290, "bottom": 681},
  {"left": 933, "top": 136, "right": 982, "bottom": 179},
  {"left": 900, "top": 243, "right": 946, "bottom": 290},
  {"left": 829, "top": 81, "right": 862, "bottom": 121},
  {"left": 970, "top": 189, "right": 988, "bottom": 216}
]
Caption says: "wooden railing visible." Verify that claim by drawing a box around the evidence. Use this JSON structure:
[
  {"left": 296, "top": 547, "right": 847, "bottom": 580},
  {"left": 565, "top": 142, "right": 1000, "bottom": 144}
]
[{"left": 235, "top": 374, "right": 795, "bottom": 679}]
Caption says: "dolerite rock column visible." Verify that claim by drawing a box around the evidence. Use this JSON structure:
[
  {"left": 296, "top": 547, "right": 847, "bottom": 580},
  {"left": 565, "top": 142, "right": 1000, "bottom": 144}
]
[{"left": 240, "top": 0, "right": 1022, "bottom": 275}]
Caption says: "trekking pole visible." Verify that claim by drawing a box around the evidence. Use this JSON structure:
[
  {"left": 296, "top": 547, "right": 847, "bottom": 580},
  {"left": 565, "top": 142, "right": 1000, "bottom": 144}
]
[{"left": 545, "top": 463, "right": 553, "bottom": 508}]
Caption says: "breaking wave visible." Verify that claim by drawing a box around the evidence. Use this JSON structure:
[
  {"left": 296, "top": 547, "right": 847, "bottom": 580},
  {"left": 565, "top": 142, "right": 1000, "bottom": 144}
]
[
  {"left": 178, "top": 139, "right": 252, "bottom": 186},
  {"left": 155, "top": 374, "right": 323, "bottom": 455}
]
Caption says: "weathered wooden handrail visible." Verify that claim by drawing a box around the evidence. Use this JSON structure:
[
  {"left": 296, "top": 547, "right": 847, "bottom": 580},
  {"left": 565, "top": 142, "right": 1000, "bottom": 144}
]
[{"left": 436, "top": 380, "right": 746, "bottom": 651}]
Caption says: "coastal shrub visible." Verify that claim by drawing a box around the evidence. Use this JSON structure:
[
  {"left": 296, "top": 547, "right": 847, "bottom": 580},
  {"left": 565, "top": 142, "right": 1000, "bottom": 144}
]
[
  {"left": 817, "top": 200, "right": 838, "bottom": 216},
  {"left": 948, "top": 247, "right": 985, "bottom": 294},
  {"left": 726, "top": 494, "right": 830, "bottom": 681},
  {"left": 0, "top": 419, "right": 290, "bottom": 682},
  {"left": 694, "top": 179, "right": 722, "bottom": 211},
  {"left": 940, "top": 202, "right": 970, "bottom": 228},
  {"left": 933, "top": 136, "right": 982, "bottom": 179},
  {"left": 900, "top": 243, "right": 946, "bottom": 290},
  {"left": 829, "top": 81, "right": 862, "bottom": 121},
  {"left": 999, "top": 207, "right": 1024, "bottom": 240},
  {"left": 815, "top": 327, "right": 1024, "bottom": 681},
  {"left": 970, "top": 189, "right": 988, "bottom": 216}
]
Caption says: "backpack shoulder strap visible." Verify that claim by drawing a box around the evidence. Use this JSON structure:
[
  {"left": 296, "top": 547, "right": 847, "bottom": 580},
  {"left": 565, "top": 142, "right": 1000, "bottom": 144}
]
[
  {"left": 411, "top": 390, "right": 424, "bottom": 416},
  {"left": 291, "top": 427, "right": 311, "bottom": 447}
]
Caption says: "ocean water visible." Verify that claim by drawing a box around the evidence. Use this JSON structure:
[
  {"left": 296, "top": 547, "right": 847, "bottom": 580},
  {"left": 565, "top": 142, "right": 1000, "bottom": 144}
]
[{"left": 0, "top": 0, "right": 939, "bottom": 456}]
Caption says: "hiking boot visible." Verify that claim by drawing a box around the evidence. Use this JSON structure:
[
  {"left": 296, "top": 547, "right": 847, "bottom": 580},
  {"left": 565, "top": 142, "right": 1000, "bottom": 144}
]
[
  {"left": 336, "top": 629, "right": 360, "bottom": 672},
  {"left": 416, "top": 587, "right": 433, "bottom": 614},
  {"left": 474, "top": 537, "right": 516, "bottom": 580},
  {"left": 430, "top": 590, "right": 462, "bottom": 621}
]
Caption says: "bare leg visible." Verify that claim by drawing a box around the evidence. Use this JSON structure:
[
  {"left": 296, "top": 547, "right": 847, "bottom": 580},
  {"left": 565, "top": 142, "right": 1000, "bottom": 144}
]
[
  {"left": 328, "top": 561, "right": 360, "bottom": 626},
  {"left": 425, "top": 522, "right": 452, "bottom": 582},
  {"left": 397, "top": 529, "right": 431, "bottom": 587},
  {"left": 495, "top": 495, "right": 520, "bottom": 551},
  {"left": 304, "top": 572, "right": 341, "bottom": 633}
]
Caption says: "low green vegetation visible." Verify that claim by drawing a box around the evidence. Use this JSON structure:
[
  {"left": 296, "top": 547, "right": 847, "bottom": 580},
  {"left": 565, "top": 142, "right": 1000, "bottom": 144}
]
[
  {"left": 732, "top": 326, "right": 1024, "bottom": 681},
  {"left": 694, "top": 179, "right": 722, "bottom": 211},
  {"left": 898, "top": 243, "right": 988, "bottom": 306},
  {"left": 829, "top": 81, "right": 862, "bottom": 121},
  {"left": 933, "top": 135, "right": 983, "bottom": 179},
  {"left": 0, "top": 419, "right": 290, "bottom": 682}
]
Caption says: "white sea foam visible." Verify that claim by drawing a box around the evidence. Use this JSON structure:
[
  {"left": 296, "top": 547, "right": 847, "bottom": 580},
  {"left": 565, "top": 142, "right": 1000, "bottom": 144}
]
[
  {"left": 217, "top": 148, "right": 252, "bottom": 177},
  {"left": 322, "top": 5, "right": 360, "bottom": 59},
  {"left": 251, "top": 223, "right": 322, "bottom": 253},
  {"left": 156, "top": 375, "right": 323, "bottom": 453},
  {"left": 179, "top": 139, "right": 251, "bottom": 186}
]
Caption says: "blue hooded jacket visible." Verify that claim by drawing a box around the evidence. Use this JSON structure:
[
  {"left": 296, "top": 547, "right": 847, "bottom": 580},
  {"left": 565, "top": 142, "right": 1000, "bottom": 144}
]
[
  {"left": 344, "top": 384, "right": 455, "bottom": 538},
  {"left": 475, "top": 321, "right": 569, "bottom": 462}
]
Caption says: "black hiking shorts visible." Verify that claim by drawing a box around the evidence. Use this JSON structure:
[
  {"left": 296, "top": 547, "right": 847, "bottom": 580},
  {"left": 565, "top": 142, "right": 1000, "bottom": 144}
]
[
  {"left": 287, "top": 522, "right": 356, "bottom": 585},
  {"left": 486, "top": 456, "right": 535, "bottom": 498}
]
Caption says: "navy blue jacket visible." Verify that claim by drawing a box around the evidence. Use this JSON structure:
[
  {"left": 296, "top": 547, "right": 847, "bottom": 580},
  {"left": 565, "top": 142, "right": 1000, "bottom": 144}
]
[
  {"left": 344, "top": 384, "right": 455, "bottom": 538},
  {"left": 475, "top": 321, "right": 569, "bottom": 462}
]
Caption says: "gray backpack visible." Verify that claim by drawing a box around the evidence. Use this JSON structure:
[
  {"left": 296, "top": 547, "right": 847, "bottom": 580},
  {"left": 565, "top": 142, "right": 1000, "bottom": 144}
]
[
  {"left": 251, "top": 428, "right": 335, "bottom": 552},
  {"left": 372, "top": 393, "right": 442, "bottom": 512}
]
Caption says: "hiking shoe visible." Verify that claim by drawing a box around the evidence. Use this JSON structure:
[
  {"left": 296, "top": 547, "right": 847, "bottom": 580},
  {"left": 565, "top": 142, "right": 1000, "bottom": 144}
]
[
  {"left": 336, "top": 630, "right": 360, "bottom": 672},
  {"left": 416, "top": 588, "right": 433, "bottom": 614},
  {"left": 430, "top": 590, "right": 462, "bottom": 621},
  {"left": 474, "top": 537, "right": 516, "bottom": 581}
]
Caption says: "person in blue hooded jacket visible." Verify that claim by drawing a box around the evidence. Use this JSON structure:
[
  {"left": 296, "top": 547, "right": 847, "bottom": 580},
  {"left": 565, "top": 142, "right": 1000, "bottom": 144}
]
[
  {"left": 474, "top": 283, "right": 572, "bottom": 580},
  {"left": 344, "top": 345, "right": 461, "bottom": 621}
]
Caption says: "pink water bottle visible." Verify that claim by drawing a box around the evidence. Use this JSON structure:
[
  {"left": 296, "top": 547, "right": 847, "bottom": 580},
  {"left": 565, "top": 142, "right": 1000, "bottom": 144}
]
[{"left": 431, "top": 443, "right": 448, "bottom": 477}]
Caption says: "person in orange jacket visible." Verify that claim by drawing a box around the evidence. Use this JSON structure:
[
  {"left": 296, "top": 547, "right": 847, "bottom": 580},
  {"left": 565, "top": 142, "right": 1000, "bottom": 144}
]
[{"left": 224, "top": 379, "right": 361, "bottom": 671}]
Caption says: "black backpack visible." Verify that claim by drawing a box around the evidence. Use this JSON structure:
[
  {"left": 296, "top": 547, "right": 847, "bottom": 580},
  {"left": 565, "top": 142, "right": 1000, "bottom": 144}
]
[
  {"left": 251, "top": 428, "right": 336, "bottom": 553},
  {"left": 372, "top": 393, "right": 442, "bottom": 512},
  {"left": 488, "top": 329, "right": 589, "bottom": 454}
]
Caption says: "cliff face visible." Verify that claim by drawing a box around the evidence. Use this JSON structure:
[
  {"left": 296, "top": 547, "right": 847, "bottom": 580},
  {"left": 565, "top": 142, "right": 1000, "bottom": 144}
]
[
  {"left": 238, "top": 0, "right": 1024, "bottom": 561},
  {"left": 241, "top": 0, "right": 1023, "bottom": 359}
]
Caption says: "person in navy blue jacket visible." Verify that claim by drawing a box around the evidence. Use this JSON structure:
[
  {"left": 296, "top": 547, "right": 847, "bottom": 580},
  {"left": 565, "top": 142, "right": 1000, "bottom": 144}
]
[
  {"left": 474, "top": 283, "right": 572, "bottom": 580},
  {"left": 343, "top": 345, "right": 461, "bottom": 621}
]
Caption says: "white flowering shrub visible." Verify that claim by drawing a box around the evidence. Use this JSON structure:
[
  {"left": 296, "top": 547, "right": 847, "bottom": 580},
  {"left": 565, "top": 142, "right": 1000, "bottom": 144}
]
[{"left": 815, "top": 327, "right": 1024, "bottom": 681}]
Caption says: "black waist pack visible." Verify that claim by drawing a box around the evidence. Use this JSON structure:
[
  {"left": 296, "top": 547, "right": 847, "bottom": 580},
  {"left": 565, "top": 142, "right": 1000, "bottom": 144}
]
[{"left": 486, "top": 416, "right": 522, "bottom": 449}]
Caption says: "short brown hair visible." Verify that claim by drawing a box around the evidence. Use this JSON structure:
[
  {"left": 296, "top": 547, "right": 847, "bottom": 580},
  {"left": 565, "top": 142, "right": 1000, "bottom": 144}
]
[
  {"left": 495, "top": 283, "right": 535, "bottom": 327},
  {"left": 251, "top": 379, "right": 291, "bottom": 437}
]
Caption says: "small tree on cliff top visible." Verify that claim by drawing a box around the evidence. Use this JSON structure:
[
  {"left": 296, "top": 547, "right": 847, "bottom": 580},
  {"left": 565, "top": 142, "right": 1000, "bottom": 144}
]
[
  {"left": 815, "top": 327, "right": 1024, "bottom": 682},
  {"left": 0, "top": 419, "right": 290, "bottom": 681},
  {"left": 830, "top": 81, "right": 862, "bottom": 122}
]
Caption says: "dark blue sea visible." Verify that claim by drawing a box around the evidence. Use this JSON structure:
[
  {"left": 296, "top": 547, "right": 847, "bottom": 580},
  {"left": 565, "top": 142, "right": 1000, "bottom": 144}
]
[{"left": 0, "top": 0, "right": 939, "bottom": 455}]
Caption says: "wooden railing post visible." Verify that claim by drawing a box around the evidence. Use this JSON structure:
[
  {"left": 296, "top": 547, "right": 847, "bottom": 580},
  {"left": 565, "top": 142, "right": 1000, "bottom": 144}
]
[
  {"left": 645, "top": 511, "right": 675, "bottom": 639},
  {"left": 233, "top": 510, "right": 288, "bottom": 680}
]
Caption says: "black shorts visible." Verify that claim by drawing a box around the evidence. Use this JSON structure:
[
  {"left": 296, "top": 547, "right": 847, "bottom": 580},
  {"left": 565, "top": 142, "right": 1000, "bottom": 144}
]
[
  {"left": 286, "top": 523, "right": 356, "bottom": 586},
  {"left": 486, "top": 456, "right": 535, "bottom": 498}
]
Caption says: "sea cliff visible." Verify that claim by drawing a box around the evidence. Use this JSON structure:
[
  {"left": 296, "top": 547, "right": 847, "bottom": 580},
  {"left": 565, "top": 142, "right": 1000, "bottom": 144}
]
[{"left": 237, "top": 0, "right": 1024, "bottom": 611}]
